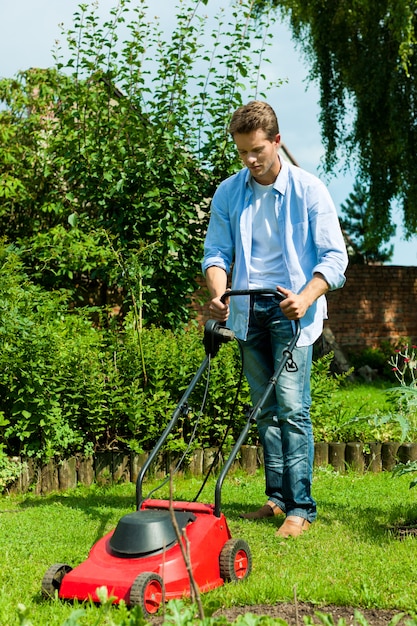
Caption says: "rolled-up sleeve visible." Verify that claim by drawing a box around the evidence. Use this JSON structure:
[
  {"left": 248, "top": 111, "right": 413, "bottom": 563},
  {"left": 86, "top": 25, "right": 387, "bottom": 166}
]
[
  {"left": 202, "top": 184, "right": 235, "bottom": 276},
  {"left": 308, "top": 181, "right": 348, "bottom": 290}
]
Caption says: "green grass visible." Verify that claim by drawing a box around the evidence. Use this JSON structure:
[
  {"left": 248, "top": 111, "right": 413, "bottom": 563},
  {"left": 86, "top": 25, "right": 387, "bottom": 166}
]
[
  {"left": 331, "top": 380, "right": 417, "bottom": 442},
  {"left": 334, "top": 381, "right": 393, "bottom": 417},
  {"left": 1, "top": 469, "right": 417, "bottom": 625}
]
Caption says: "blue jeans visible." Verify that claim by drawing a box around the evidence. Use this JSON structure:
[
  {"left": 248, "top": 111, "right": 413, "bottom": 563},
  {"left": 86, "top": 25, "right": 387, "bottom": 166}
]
[{"left": 238, "top": 295, "right": 317, "bottom": 522}]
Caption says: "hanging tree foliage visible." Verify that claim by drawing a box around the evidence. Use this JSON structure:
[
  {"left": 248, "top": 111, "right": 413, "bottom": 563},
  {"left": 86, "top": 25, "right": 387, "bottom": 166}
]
[{"left": 255, "top": 0, "right": 417, "bottom": 247}]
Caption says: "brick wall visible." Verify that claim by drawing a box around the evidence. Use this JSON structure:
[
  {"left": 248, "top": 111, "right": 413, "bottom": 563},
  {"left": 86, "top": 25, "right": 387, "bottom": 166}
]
[{"left": 325, "top": 264, "right": 417, "bottom": 351}]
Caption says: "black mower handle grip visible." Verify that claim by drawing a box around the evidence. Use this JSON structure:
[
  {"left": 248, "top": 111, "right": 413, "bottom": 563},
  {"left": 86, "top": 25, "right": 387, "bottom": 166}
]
[
  {"left": 204, "top": 319, "right": 235, "bottom": 341},
  {"left": 220, "top": 288, "right": 286, "bottom": 303}
]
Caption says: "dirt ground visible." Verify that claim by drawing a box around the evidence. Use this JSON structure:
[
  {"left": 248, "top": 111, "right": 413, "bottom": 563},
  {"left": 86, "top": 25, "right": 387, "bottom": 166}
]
[
  {"left": 150, "top": 602, "right": 413, "bottom": 625},
  {"left": 212, "top": 602, "right": 413, "bottom": 625}
]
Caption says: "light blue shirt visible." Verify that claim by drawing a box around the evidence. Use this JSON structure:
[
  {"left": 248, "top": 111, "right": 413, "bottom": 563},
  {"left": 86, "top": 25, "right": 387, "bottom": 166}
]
[{"left": 202, "top": 159, "right": 348, "bottom": 346}]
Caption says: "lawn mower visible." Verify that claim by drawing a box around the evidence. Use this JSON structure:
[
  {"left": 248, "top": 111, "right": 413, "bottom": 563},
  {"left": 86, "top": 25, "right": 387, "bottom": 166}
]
[{"left": 41, "top": 289, "right": 300, "bottom": 617}]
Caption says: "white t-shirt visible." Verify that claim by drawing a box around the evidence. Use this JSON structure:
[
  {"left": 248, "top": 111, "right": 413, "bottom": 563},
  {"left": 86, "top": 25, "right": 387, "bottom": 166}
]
[{"left": 249, "top": 179, "right": 286, "bottom": 289}]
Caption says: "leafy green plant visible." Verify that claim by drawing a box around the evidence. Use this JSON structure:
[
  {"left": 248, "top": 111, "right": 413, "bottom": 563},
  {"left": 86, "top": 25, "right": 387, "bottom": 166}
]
[
  {"left": 0, "top": 243, "right": 251, "bottom": 463},
  {"left": 389, "top": 342, "right": 417, "bottom": 388},
  {"left": 119, "top": 317, "right": 252, "bottom": 455},
  {"left": 387, "top": 344, "right": 417, "bottom": 488},
  {"left": 386, "top": 343, "right": 417, "bottom": 440},
  {"left": 0, "top": 0, "right": 280, "bottom": 329},
  {"left": 335, "top": 344, "right": 417, "bottom": 444},
  {"left": 310, "top": 352, "right": 354, "bottom": 442},
  {"left": 336, "top": 412, "right": 410, "bottom": 444},
  {"left": 0, "top": 243, "right": 112, "bottom": 460},
  {"left": 348, "top": 342, "right": 396, "bottom": 379},
  {"left": 392, "top": 460, "right": 417, "bottom": 489},
  {"left": 0, "top": 444, "right": 24, "bottom": 490}
]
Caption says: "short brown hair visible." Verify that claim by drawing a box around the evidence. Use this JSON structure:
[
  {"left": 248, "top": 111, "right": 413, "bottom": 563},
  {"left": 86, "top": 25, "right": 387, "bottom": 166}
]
[{"left": 228, "top": 101, "right": 279, "bottom": 140}]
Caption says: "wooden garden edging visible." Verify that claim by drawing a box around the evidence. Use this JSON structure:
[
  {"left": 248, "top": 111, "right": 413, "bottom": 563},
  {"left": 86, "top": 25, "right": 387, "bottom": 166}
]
[{"left": 5, "top": 441, "right": 417, "bottom": 494}]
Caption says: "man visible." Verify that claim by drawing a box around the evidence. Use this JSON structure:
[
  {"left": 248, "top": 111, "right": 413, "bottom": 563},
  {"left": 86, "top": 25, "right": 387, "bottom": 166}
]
[{"left": 202, "top": 101, "right": 348, "bottom": 538}]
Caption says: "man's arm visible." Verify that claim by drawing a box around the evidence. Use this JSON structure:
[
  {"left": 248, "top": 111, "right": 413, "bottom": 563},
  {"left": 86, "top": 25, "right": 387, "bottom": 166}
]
[{"left": 205, "top": 266, "right": 229, "bottom": 322}]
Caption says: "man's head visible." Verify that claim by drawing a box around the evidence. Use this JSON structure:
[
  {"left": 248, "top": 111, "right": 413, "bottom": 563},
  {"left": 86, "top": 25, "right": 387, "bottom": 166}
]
[
  {"left": 228, "top": 100, "right": 279, "bottom": 141},
  {"left": 229, "top": 101, "right": 281, "bottom": 185}
]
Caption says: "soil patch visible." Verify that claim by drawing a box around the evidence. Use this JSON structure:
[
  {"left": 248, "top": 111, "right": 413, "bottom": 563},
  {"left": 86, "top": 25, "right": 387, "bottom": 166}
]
[
  {"left": 213, "top": 602, "right": 412, "bottom": 625},
  {"left": 389, "top": 519, "right": 417, "bottom": 539},
  {"left": 150, "top": 602, "right": 413, "bottom": 625}
]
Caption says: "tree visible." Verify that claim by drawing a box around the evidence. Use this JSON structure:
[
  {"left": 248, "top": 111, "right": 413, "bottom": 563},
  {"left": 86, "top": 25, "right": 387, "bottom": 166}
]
[
  {"left": 255, "top": 0, "right": 417, "bottom": 249},
  {"left": 340, "top": 182, "right": 394, "bottom": 264},
  {"left": 0, "top": 0, "right": 278, "bottom": 328}
]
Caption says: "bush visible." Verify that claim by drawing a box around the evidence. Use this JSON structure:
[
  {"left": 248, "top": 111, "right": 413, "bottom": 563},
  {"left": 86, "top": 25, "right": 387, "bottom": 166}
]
[
  {"left": 348, "top": 341, "right": 397, "bottom": 379},
  {"left": 310, "top": 352, "right": 353, "bottom": 441},
  {"left": 1, "top": 245, "right": 350, "bottom": 461},
  {"left": 0, "top": 243, "right": 252, "bottom": 460},
  {"left": 0, "top": 244, "right": 103, "bottom": 459}
]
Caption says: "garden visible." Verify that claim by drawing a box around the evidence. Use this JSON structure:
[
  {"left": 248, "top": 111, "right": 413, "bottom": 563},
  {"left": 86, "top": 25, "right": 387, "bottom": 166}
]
[
  {"left": 1, "top": 1, "right": 417, "bottom": 623},
  {"left": 1, "top": 243, "right": 417, "bottom": 625},
  {"left": 1, "top": 241, "right": 417, "bottom": 488}
]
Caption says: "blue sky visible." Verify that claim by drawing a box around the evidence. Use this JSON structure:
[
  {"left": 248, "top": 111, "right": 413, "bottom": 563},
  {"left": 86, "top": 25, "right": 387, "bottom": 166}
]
[{"left": 1, "top": 0, "right": 415, "bottom": 265}]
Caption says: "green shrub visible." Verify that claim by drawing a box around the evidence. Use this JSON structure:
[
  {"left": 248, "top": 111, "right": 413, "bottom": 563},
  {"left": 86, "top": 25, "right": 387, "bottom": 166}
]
[
  {"left": 0, "top": 245, "right": 252, "bottom": 461},
  {"left": 310, "top": 352, "right": 353, "bottom": 441},
  {"left": 0, "top": 244, "right": 103, "bottom": 459},
  {"left": 348, "top": 341, "right": 399, "bottom": 379},
  {"left": 118, "top": 316, "right": 252, "bottom": 454},
  {"left": 0, "top": 443, "right": 23, "bottom": 489}
]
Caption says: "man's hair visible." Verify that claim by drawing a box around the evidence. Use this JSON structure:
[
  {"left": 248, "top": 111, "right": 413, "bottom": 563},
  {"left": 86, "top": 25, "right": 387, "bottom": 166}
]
[{"left": 228, "top": 101, "right": 279, "bottom": 140}]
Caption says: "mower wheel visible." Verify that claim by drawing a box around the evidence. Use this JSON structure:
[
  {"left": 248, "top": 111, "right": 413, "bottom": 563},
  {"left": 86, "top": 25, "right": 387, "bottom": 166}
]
[
  {"left": 41, "top": 563, "right": 72, "bottom": 598},
  {"left": 220, "top": 538, "right": 252, "bottom": 582},
  {"left": 130, "top": 572, "right": 164, "bottom": 615}
]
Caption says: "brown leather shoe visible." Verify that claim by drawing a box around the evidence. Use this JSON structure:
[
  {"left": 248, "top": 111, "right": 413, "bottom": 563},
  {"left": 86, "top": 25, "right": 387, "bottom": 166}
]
[
  {"left": 276, "top": 515, "right": 311, "bottom": 538},
  {"left": 240, "top": 501, "right": 284, "bottom": 520}
]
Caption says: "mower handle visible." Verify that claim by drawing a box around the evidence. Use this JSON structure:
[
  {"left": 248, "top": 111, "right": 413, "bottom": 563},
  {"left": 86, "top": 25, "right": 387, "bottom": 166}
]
[
  {"left": 136, "top": 289, "right": 300, "bottom": 515},
  {"left": 220, "top": 288, "right": 287, "bottom": 303},
  {"left": 218, "top": 287, "right": 300, "bottom": 340}
]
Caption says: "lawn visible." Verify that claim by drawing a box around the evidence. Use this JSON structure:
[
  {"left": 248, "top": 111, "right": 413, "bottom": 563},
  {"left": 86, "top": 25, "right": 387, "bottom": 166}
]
[
  {"left": 1, "top": 468, "right": 417, "bottom": 625},
  {"left": 334, "top": 381, "right": 393, "bottom": 416}
]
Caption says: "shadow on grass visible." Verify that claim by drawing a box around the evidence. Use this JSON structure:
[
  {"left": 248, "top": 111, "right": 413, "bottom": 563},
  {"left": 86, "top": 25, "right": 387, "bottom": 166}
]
[{"left": 12, "top": 470, "right": 417, "bottom": 549}]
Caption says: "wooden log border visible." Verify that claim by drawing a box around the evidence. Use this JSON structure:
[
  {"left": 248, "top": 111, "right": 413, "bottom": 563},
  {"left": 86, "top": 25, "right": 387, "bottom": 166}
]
[{"left": 4, "top": 442, "right": 417, "bottom": 494}]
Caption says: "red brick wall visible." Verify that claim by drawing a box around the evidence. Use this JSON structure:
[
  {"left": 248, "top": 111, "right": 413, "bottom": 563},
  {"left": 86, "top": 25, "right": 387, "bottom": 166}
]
[{"left": 325, "top": 264, "right": 417, "bottom": 351}]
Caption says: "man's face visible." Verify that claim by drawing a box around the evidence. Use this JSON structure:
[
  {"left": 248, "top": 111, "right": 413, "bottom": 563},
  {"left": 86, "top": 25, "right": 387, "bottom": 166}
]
[{"left": 233, "top": 128, "right": 281, "bottom": 185}]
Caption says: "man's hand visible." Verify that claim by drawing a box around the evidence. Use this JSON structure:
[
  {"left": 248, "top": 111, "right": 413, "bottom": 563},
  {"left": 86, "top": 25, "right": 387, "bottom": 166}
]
[
  {"left": 208, "top": 295, "right": 230, "bottom": 322},
  {"left": 277, "top": 274, "right": 329, "bottom": 320},
  {"left": 277, "top": 287, "right": 310, "bottom": 320}
]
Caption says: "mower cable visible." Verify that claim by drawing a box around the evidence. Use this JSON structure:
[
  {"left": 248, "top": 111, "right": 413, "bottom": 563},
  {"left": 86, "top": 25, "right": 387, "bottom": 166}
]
[
  {"left": 192, "top": 339, "right": 245, "bottom": 502},
  {"left": 142, "top": 353, "right": 213, "bottom": 502}
]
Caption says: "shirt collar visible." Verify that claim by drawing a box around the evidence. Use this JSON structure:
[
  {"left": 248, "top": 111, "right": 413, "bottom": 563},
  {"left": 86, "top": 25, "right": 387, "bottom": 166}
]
[{"left": 244, "top": 156, "right": 289, "bottom": 195}]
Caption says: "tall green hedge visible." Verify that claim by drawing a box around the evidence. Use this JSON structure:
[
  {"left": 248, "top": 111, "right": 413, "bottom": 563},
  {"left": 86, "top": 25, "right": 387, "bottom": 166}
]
[{"left": 0, "top": 243, "right": 251, "bottom": 462}]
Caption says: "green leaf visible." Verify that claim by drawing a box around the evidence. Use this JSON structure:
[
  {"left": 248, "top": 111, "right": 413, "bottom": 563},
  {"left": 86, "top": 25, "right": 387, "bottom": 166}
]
[{"left": 68, "top": 213, "right": 78, "bottom": 228}]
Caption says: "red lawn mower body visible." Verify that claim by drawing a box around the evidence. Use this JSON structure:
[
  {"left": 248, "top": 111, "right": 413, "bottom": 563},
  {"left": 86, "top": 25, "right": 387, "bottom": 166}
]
[{"left": 57, "top": 499, "right": 237, "bottom": 604}]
